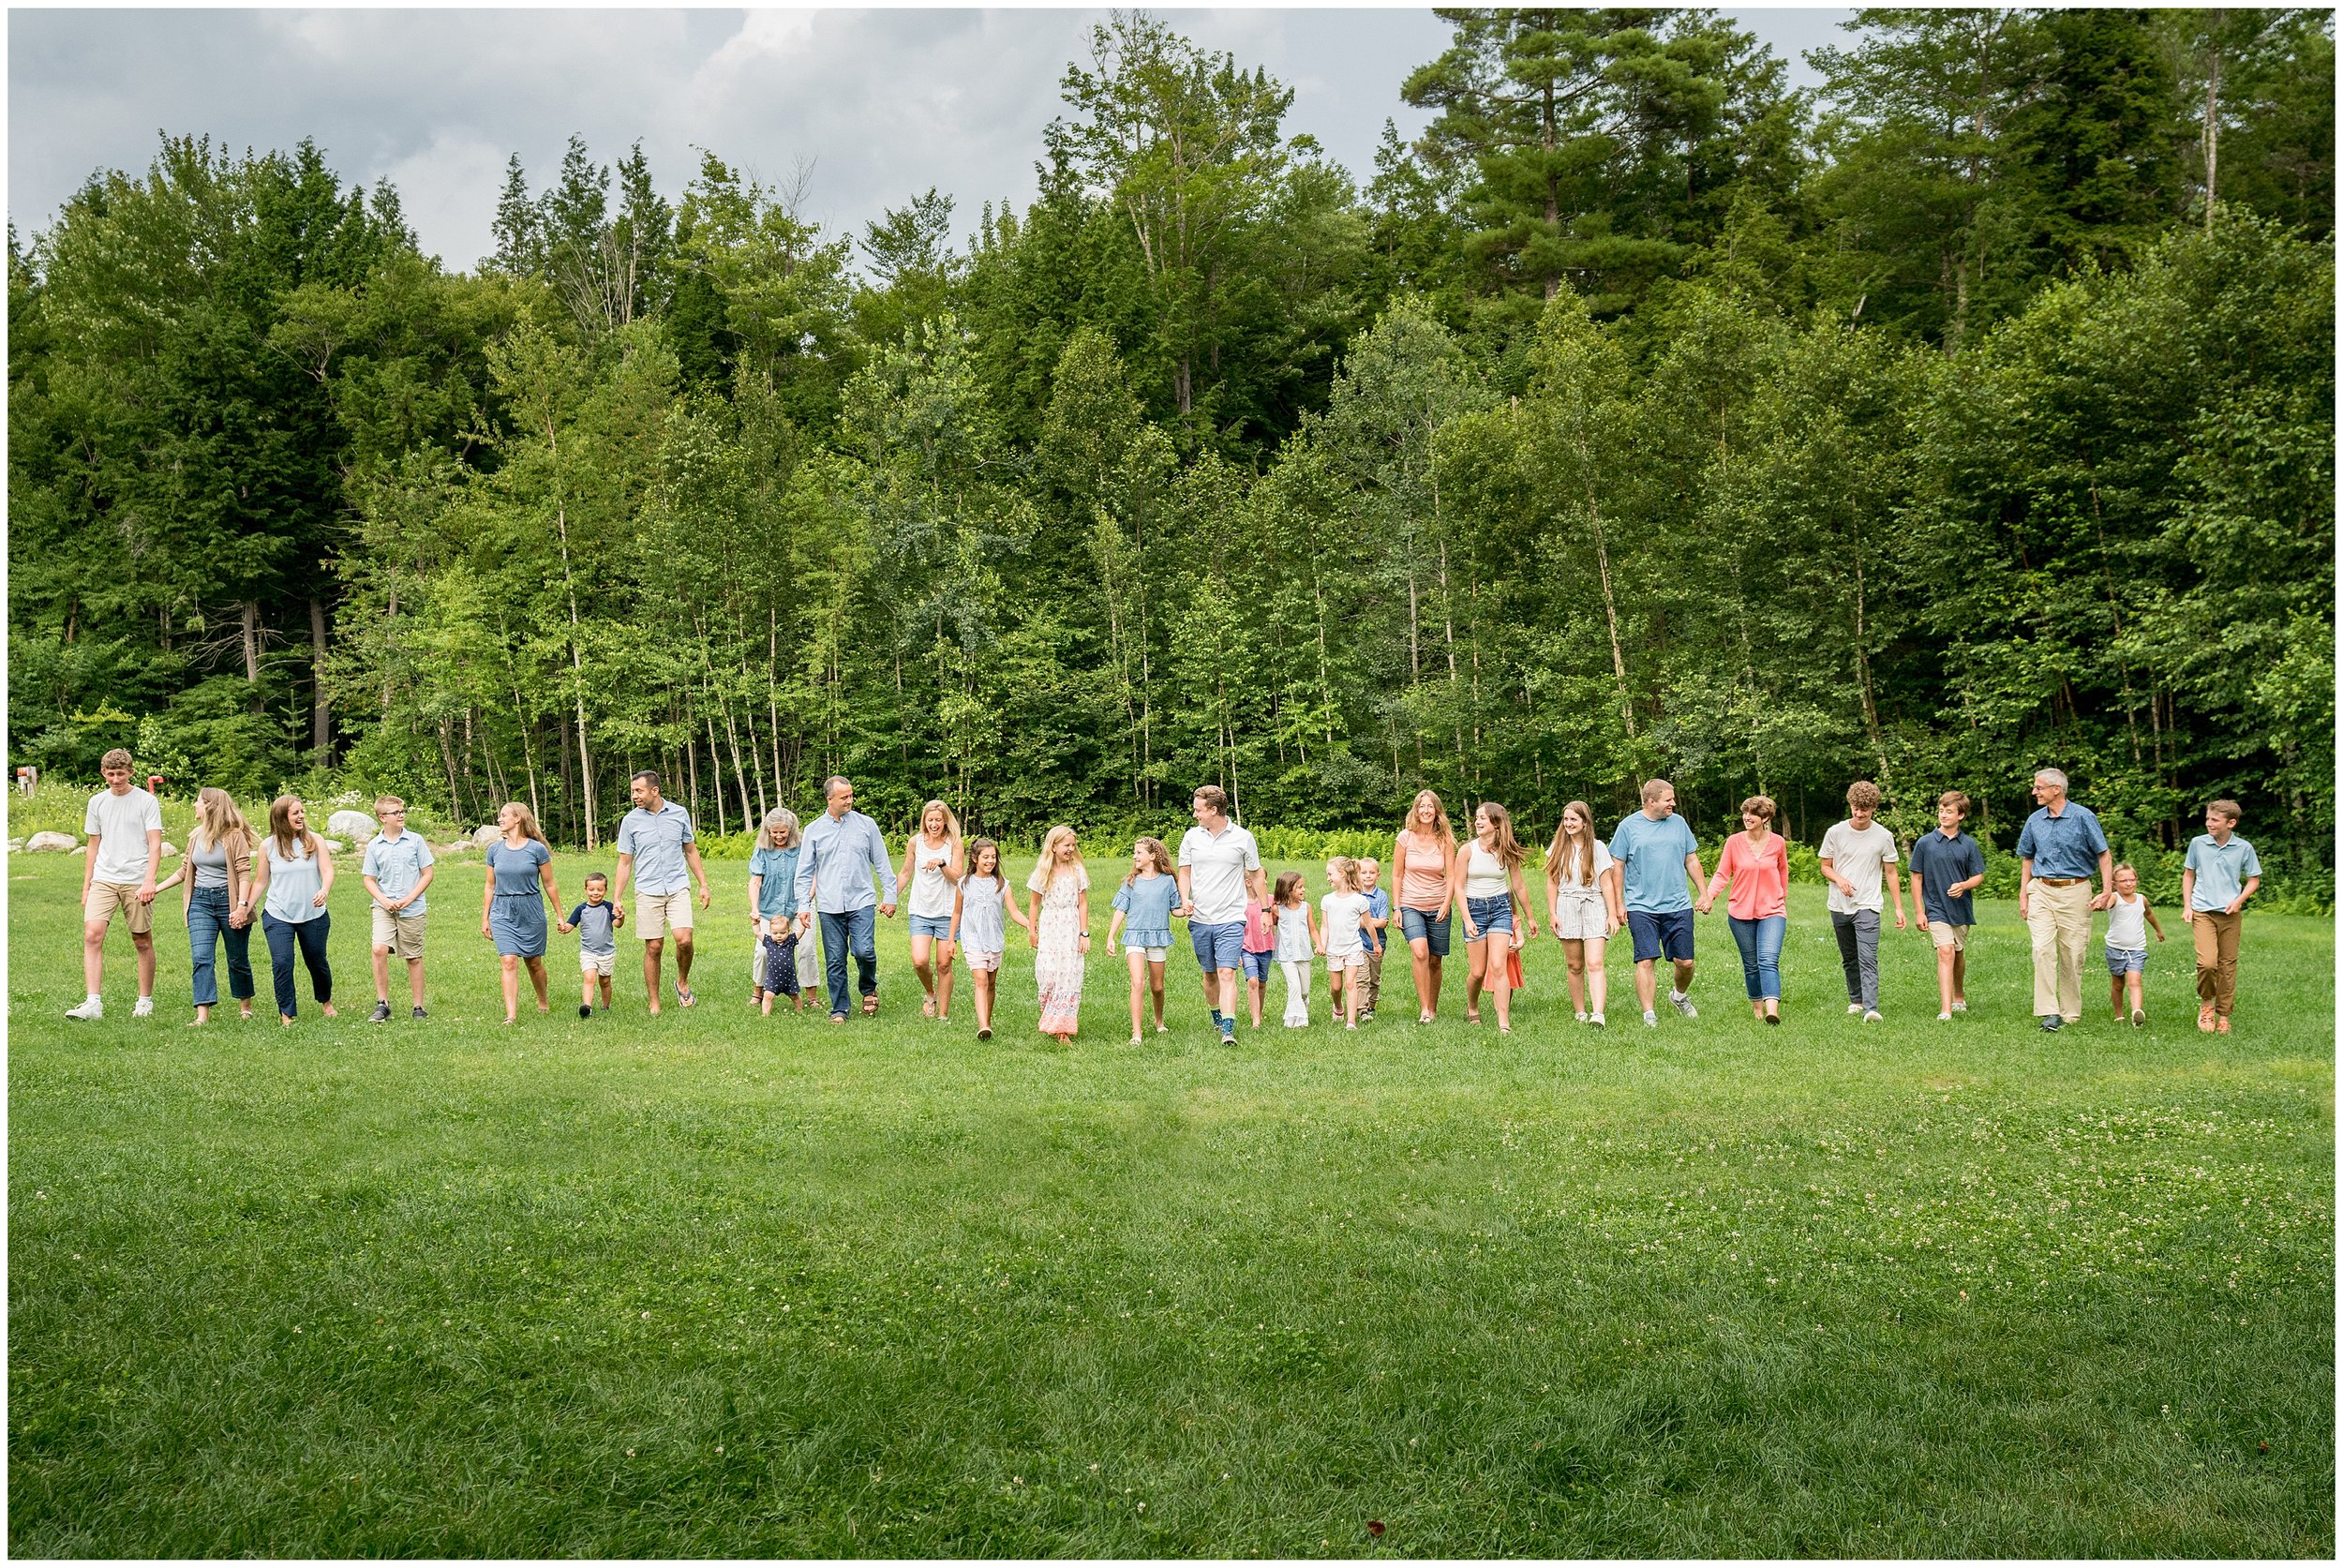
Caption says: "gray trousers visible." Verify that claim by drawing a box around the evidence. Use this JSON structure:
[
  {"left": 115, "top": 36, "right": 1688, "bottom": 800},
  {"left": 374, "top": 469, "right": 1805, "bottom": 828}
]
[{"left": 1832, "top": 909, "right": 1881, "bottom": 1009}]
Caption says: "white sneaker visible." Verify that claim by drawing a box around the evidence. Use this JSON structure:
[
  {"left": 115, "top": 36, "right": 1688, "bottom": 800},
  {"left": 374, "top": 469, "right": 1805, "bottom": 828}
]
[
  {"left": 64, "top": 996, "right": 102, "bottom": 1021},
  {"left": 1643, "top": 1009, "right": 1660, "bottom": 1027},
  {"left": 1863, "top": 1009, "right": 1883, "bottom": 1024},
  {"left": 1589, "top": 1012, "right": 1605, "bottom": 1028},
  {"left": 1937, "top": 1011, "right": 1952, "bottom": 1022},
  {"left": 1574, "top": 1010, "right": 1589, "bottom": 1023},
  {"left": 132, "top": 996, "right": 155, "bottom": 1018},
  {"left": 1669, "top": 992, "right": 1697, "bottom": 1020},
  {"left": 1950, "top": 1001, "right": 1968, "bottom": 1014},
  {"left": 1847, "top": 1003, "right": 1864, "bottom": 1015}
]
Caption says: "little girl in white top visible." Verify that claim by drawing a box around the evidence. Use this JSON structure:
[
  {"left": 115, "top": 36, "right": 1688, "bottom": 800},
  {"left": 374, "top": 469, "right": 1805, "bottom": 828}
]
[
  {"left": 1318, "top": 856, "right": 1372, "bottom": 1030},
  {"left": 1270, "top": 870, "right": 1319, "bottom": 1026},
  {"left": 2102, "top": 862, "right": 2164, "bottom": 1027}
]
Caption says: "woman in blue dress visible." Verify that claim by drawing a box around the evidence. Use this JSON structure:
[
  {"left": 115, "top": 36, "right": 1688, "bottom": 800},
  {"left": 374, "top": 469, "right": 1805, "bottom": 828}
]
[{"left": 480, "top": 800, "right": 562, "bottom": 1023}]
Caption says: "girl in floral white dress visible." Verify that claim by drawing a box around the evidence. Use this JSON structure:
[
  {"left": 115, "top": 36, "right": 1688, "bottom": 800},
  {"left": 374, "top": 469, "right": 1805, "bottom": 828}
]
[{"left": 1025, "top": 825, "right": 1091, "bottom": 1041}]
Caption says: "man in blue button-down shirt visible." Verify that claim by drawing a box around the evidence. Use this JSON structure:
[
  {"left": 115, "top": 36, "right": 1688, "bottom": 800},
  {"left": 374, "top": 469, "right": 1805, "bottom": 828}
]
[
  {"left": 2015, "top": 768, "right": 2114, "bottom": 1032},
  {"left": 794, "top": 776, "right": 899, "bottom": 1022}
]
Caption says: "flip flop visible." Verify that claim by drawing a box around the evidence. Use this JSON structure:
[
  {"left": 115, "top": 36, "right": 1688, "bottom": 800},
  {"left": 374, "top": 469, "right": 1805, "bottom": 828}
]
[
  {"left": 861, "top": 994, "right": 879, "bottom": 1016},
  {"left": 676, "top": 985, "right": 696, "bottom": 1008}
]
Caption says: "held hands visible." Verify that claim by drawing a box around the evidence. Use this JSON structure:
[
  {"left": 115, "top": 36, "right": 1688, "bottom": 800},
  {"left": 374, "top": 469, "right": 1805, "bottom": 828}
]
[
  {"left": 136, "top": 881, "right": 157, "bottom": 905},
  {"left": 880, "top": 903, "right": 898, "bottom": 918},
  {"left": 557, "top": 920, "right": 574, "bottom": 934},
  {"left": 1694, "top": 896, "right": 1713, "bottom": 916},
  {"left": 612, "top": 904, "right": 626, "bottom": 927},
  {"left": 2089, "top": 890, "right": 2114, "bottom": 912}
]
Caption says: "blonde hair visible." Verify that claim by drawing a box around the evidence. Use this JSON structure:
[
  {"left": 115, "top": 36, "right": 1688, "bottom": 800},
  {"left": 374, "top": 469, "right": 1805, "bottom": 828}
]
[
  {"left": 1474, "top": 800, "right": 1525, "bottom": 869},
  {"left": 1846, "top": 780, "right": 1882, "bottom": 812},
  {"left": 1545, "top": 799, "right": 1598, "bottom": 889},
  {"left": 1324, "top": 856, "right": 1358, "bottom": 893},
  {"left": 1037, "top": 825, "right": 1082, "bottom": 885},
  {"left": 1125, "top": 836, "right": 1173, "bottom": 886},
  {"left": 266, "top": 796, "right": 321, "bottom": 861},
  {"left": 760, "top": 807, "right": 800, "bottom": 849},
  {"left": 190, "top": 787, "right": 256, "bottom": 860},
  {"left": 374, "top": 794, "right": 405, "bottom": 814},
  {"left": 917, "top": 799, "right": 961, "bottom": 843},
  {"left": 1401, "top": 788, "right": 1453, "bottom": 844},
  {"left": 500, "top": 801, "right": 548, "bottom": 847},
  {"left": 1639, "top": 777, "right": 1674, "bottom": 805}
]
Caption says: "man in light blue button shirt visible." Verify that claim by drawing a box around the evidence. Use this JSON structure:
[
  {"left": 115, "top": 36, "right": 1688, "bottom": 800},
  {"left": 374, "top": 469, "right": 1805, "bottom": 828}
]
[
  {"left": 794, "top": 776, "right": 899, "bottom": 1022},
  {"left": 2015, "top": 767, "right": 2113, "bottom": 1030}
]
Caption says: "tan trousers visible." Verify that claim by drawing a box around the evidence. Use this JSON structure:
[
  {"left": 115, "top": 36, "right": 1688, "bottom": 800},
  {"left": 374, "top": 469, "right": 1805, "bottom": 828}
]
[
  {"left": 2027, "top": 880, "right": 2093, "bottom": 1022},
  {"left": 2192, "top": 910, "right": 2244, "bottom": 1017}
]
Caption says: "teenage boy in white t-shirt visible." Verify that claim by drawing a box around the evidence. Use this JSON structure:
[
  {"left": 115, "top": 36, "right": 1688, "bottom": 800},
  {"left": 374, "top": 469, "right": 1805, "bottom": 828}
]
[
  {"left": 67, "top": 747, "right": 165, "bottom": 1020},
  {"left": 1817, "top": 779, "right": 1906, "bottom": 1023}
]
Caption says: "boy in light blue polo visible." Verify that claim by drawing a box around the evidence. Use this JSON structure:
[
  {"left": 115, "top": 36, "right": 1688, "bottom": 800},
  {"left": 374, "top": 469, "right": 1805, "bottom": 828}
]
[
  {"left": 2181, "top": 799, "right": 2261, "bottom": 1031},
  {"left": 361, "top": 795, "right": 436, "bottom": 1022},
  {"left": 1610, "top": 777, "right": 1705, "bottom": 1028}
]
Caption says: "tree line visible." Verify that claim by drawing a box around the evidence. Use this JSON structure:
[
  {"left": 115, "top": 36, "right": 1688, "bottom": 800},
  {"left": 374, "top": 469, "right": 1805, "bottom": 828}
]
[{"left": 7, "top": 7, "right": 2333, "bottom": 892}]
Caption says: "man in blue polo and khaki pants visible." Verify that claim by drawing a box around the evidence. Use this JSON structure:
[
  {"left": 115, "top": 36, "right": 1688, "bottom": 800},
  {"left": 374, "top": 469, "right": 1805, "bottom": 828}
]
[{"left": 2015, "top": 767, "right": 2114, "bottom": 1032}]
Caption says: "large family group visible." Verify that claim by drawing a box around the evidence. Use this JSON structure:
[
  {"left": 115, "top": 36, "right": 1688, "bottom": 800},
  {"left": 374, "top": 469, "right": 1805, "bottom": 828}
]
[{"left": 63, "top": 749, "right": 2265, "bottom": 1040}]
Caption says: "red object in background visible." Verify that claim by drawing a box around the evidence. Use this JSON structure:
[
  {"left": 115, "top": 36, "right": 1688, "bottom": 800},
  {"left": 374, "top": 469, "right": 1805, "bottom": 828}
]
[{"left": 147, "top": 774, "right": 165, "bottom": 792}]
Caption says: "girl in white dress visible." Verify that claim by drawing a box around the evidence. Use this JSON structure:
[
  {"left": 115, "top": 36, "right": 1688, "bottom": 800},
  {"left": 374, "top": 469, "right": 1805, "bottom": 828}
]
[
  {"left": 1544, "top": 799, "right": 1622, "bottom": 1026},
  {"left": 950, "top": 839, "right": 1031, "bottom": 1041},
  {"left": 899, "top": 799, "right": 966, "bottom": 1022},
  {"left": 1318, "top": 857, "right": 1372, "bottom": 1030},
  {"left": 1271, "top": 870, "right": 1320, "bottom": 1026},
  {"left": 1025, "top": 825, "right": 1091, "bottom": 1042}
]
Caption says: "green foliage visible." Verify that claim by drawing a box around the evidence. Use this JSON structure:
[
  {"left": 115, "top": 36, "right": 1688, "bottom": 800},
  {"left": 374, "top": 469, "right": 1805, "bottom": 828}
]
[{"left": 7, "top": 10, "right": 2332, "bottom": 896}]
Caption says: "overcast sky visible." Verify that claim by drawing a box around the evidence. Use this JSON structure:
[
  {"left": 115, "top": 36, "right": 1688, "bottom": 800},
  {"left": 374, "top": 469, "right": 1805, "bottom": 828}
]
[{"left": 9, "top": 7, "right": 1856, "bottom": 274}]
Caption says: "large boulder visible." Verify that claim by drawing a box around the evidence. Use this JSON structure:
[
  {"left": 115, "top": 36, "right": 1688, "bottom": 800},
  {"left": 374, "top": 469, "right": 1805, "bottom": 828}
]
[
  {"left": 472, "top": 824, "right": 502, "bottom": 846},
  {"left": 321, "top": 838, "right": 347, "bottom": 855},
  {"left": 160, "top": 842, "right": 179, "bottom": 859},
  {"left": 326, "top": 810, "right": 377, "bottom": 842},
  {"left": 23, "top": 831, "right": 75, "bottom": 853}
]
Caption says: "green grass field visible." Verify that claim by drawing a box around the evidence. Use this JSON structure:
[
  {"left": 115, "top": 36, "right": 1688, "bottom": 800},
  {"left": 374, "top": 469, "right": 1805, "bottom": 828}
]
[{"left": 7, "top": 849, "right": 2333, "bottom": 1556}]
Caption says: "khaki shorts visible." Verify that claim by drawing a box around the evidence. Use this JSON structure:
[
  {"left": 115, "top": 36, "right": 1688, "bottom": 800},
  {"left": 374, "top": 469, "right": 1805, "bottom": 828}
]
[
  {"left": 634, "top": 889, "right": 695, "bottom": 940},
  {"left": 580, "top": 949, "right": 615, "bottom": 977},
  {"left": 83, "top": 880, "right": 153, "bottom": 935},
  {"left": 371, "top": 905, "right": 426, "bottom": 958},
  {"left": 1929, "top": 921, "right": 1969, "bottom": 951}
]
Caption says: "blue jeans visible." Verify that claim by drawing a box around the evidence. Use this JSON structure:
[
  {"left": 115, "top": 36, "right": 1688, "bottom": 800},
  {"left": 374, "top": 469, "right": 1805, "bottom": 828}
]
[
  {"left": 1728, "top": 914, "right": 1785, "bottom": 1001},
  {"left": 819, "top": 905, "right": 878, "bottom": 1017},
  {"left": 187, "top": 887, "right": 254, "bottom": 1008},
  {"left": 261, "top": 910, "right": 332, "bottom": 1017}
]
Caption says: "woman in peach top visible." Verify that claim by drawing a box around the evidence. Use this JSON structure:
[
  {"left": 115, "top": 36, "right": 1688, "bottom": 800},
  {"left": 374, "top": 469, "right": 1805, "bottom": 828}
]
[
  {"left": 1695, "top": 794, "right": 1791, "bottom": 1023},
  {"left": 1390, "top": 789, "right": 1456, "bottom": 1023}
]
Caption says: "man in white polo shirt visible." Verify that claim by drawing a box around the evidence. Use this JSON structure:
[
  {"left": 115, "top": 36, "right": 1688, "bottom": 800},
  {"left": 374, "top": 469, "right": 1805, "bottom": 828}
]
[
  {"left": 67, "top": 746, "right": 165, "bottom": 1020},
  {"left": 1175, "top": 784, "right": 1264, "bottom": 1045},
  {"left": 610, "top": 769, "right": 711, "bottom": 1013}
]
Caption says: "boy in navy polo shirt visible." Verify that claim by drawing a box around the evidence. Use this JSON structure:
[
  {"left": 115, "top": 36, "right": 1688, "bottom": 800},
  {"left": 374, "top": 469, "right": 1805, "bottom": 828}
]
[{"left": 1909, "top": 790, "right": 1986, "bottom": 1022}]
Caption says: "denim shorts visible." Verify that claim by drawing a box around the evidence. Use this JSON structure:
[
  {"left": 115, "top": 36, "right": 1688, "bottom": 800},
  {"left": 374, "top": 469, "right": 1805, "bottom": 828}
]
[
  {"left": 908, "top": 913, "right": 954, "bottom": 940},
  {"left": 1240, "top": 948, "right": 1277, "bottom": 983},
  {"left": 1464, "top": 894, "right": 1514, "bottom": 939},
  {"left": 1191, "top": 919, "right": 1246, "bottom": 974},
  {"left": 2105, "top": 946, "right": 2147, "bottom": 975},
  {"left": 1627, "top": 907, "right": 1695, "bottom": 963},
  {"left": 1398, "top": 905, "right": 1451, "bottom": 957}
]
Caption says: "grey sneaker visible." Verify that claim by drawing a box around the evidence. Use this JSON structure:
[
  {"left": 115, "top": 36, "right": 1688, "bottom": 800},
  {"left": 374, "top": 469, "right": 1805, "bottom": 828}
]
[
  {"left": 368, "top": 1000, "right": 393, "bottom": 1023},
  {"left": 1669, "top": 992, "right": 1698, "bottom": 1020},
  {"left": 1643, "top": 1009, "right": 1660, "bottom": 1028},
  {"left": 410, "top": 1006, "right": 428, "bottom": 1021}
]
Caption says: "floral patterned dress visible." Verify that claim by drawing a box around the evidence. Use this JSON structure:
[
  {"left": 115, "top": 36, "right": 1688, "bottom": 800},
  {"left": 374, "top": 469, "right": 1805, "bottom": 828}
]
[{"left": 1026, "top": 863, "right": 1089, "bottom": 1035}]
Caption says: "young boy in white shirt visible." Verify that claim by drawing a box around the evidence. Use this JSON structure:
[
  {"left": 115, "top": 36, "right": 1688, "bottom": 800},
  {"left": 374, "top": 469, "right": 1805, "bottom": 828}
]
[
  {"left": 1817, "top": 780, "right": 1906, "bottom": 1023},
  {"left": 67, "top": 747, "right": 165, "bottom": 1020}
]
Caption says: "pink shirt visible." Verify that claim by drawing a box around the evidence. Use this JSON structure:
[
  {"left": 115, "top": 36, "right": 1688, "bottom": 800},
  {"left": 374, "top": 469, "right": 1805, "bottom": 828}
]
[
  {"left": 1242, "top": 898, "right": 1275, "bottom": 954},
  {"left": 1707, "top": 831, "right": 1789, "bottom": 920}
]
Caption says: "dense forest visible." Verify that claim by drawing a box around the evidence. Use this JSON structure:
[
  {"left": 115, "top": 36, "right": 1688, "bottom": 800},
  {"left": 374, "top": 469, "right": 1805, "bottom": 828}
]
[{"left": 8, "top": 7, "right": 2334, "bottom": 886}]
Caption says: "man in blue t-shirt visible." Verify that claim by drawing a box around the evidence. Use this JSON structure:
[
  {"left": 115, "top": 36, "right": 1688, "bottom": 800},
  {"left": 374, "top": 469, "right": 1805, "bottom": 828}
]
[
  {"left": 1909, "top": 789, "right": 1987, "bottom": 1022},
  {"left": 1609, "top": 778, "right": 1707, "bottom": 1029}
]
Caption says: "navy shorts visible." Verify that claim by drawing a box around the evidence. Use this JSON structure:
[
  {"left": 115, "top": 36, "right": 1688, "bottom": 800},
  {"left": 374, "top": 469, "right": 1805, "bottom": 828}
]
[
  {"left": 1398, "top": 905, "right": 1452, "bottom": 957},
  {"left": 1191, "top": 919, "right": 1246, "bottom": 974},
  {"left": 1627, "top": 908, "right": 1695, "bottom": 963},
  {"left": 1241, "top": 948, "right": 1277, "bottom": 983}
]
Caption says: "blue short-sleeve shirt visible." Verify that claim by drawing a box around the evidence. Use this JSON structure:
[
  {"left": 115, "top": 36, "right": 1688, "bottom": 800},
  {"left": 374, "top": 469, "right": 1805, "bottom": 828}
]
[
  {"left": 1907, "top": 829, "right": 1984, "bottom": 926},
  {"left": 1112, "top": 874, "right": 1180, "bottom": 947},
  {"left": 2015, "top": 801, "right": 2109, "bottom": 880},
  {"left": 362, "top": 830, "right": 437, "bottom": 915},
  {"left": 750, "top": 845, "right": 800, "bottom": 920},
  {"left": 1609, "top": 811, "right": 1699, "bottom": 915},
  {"left": 2184, "top": 833, "right": 2261, "bottom": 911},
  {"left": 616, "top": 800, "right": 697, "bottom": 895}
]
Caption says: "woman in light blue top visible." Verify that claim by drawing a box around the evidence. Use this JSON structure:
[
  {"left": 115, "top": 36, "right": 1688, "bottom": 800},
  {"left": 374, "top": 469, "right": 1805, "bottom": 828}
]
[
  {"left": 480, "top": 801, "right": 561, "bottom": 1023},
  {"left": 244, "top": 795, "right": 336, "bottom": 1024},
  {"left": 1107, "top": 836, "right": 1180, "bottom": 1041}
]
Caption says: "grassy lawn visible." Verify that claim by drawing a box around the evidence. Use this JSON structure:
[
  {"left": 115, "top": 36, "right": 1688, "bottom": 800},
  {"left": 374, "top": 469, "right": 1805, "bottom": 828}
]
[{"left": 7, "top": 848, "right": 2333, "bottom": 1556}]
